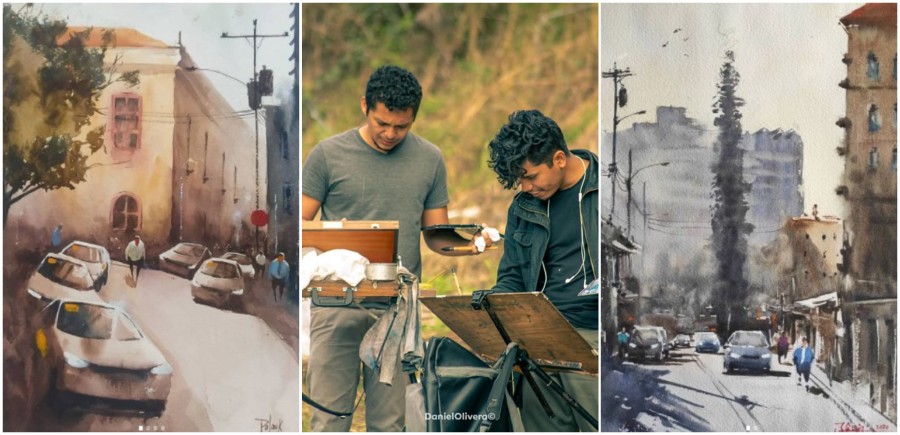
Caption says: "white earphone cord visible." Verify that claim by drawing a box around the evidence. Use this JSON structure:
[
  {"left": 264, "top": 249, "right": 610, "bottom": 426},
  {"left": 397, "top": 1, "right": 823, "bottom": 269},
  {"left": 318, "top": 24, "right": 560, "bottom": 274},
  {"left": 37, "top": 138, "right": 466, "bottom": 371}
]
[{"left": 546, "top": 155, "right": 588, "bottom": 288}]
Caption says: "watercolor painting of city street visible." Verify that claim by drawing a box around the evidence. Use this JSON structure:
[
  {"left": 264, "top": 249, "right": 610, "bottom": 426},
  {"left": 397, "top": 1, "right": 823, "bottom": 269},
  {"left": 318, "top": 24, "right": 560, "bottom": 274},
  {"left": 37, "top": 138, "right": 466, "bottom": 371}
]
[
  {"left": 600, "top": 3, "right": 896, "bottom": 432},
  {"left": 3, "top": 3, "right": 299, "bottom": 431}
]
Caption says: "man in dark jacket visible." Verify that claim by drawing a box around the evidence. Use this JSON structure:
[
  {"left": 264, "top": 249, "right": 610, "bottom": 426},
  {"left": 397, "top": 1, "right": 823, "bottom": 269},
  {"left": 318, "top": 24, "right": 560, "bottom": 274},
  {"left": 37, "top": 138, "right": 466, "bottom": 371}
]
[{"left": 485, "top": 109, "right": 598, "bottom": 431}]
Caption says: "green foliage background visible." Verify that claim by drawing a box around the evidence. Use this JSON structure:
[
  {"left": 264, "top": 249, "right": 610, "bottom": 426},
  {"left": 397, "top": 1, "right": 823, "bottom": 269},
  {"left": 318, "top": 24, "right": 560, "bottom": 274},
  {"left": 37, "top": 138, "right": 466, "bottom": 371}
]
[{"left": 302, "top": 3, "right": 599, "bottom": 297}]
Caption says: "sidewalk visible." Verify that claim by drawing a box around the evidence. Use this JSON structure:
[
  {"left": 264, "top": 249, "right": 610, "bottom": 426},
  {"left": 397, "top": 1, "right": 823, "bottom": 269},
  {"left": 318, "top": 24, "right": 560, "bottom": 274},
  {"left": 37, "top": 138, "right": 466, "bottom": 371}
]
[{"left": 808, "top": 362, "right": 897, "bottom": 431}]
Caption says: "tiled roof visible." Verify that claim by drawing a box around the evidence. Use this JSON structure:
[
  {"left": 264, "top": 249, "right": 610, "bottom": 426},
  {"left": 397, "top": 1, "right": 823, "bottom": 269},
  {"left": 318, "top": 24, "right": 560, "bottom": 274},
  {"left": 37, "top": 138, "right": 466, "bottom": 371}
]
[
  {"left": 57, "top": 27, "right": 168, "bottom": 48},
  {"left": 840, "top": 3, "right": 897, "bottom": 27}
]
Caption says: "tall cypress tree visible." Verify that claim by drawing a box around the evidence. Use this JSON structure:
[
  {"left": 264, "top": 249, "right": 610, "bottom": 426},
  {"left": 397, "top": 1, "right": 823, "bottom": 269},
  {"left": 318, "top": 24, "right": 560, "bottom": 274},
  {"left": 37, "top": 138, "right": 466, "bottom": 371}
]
[{"left": 710, "top": 51, "right": 754, "bottom": 335}]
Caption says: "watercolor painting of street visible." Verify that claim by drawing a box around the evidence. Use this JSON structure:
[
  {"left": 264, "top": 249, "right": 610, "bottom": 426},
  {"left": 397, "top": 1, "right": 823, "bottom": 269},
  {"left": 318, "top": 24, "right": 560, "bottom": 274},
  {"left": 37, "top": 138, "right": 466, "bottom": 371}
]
[
  {"left": 600, "top": 3, "right": 896, "bottom": 432},
  {"left": 3, "top": 3, "right": 299, "bottom": 431}
]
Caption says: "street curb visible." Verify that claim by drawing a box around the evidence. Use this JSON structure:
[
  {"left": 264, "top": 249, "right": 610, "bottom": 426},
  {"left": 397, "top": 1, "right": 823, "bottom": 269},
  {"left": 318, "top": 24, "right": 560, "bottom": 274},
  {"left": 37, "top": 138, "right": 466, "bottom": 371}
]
[{"left": 809, "top": 365, "right": 895, "bottom": 431}]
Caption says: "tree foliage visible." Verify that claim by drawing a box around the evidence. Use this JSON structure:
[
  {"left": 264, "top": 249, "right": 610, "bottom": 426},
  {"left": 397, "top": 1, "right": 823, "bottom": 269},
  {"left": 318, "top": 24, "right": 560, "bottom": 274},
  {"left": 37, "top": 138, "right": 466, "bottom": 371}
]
[
  {"left": 2, "top": 4, "right": 139, "bottom": 224},
  {"left": 709, "top": 51, "right": 754, "bottom": 333}
]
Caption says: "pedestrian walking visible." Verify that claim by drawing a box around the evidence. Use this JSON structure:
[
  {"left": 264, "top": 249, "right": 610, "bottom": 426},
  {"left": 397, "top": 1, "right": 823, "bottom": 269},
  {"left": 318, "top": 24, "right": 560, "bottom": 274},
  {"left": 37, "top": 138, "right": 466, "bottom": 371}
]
[
  {"left": 793, "top": 336, "right": 814, "bottom": 391},
  {"left": 125, "top": 235, "right": 146, "bottom": 283},
  {"left": 51, "top": 224, "right": 63, "bottom": 248},
  {"left": 617, "top": 326, "right": 630, "bottom": 361},
  {"left": 777, "top": 331, "right": 790, "bottom": 364},
  {"left": 268, "top": 252, "right": 289, "bottom": 302}
]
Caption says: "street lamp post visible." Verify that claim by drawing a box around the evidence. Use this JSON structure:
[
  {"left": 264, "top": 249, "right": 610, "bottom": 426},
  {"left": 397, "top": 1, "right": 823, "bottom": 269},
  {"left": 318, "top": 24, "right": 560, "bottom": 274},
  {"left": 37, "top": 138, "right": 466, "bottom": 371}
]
[{"left": 625, "top": 150, "right": 669, "bottom": 237}]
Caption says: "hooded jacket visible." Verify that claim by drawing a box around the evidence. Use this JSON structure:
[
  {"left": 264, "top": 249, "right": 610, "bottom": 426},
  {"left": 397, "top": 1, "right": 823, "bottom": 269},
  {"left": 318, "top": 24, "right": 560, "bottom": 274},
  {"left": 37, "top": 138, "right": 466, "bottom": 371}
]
[{"left": 491, "top": 149, "right": 599, "bottom": 299}]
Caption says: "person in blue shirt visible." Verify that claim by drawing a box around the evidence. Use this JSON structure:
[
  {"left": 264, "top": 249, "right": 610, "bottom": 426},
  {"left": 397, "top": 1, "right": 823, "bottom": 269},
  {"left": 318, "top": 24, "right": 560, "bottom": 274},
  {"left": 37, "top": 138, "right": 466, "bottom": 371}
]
[
  {"left": 793, "top": 336, "right": 815, "bottom": 391},
  {"left": 268, "top": 252, "right": 290, "bottom": 302},
  {"left": 51, "top": 224, "right": 63, "bottom": 248}
]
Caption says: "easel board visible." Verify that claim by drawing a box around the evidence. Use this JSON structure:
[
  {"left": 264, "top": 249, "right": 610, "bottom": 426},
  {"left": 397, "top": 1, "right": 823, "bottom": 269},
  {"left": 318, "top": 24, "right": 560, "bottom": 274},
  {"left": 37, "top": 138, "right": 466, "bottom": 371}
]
[{"left": 420, "top": 292, "right": 598, "bottom": 374}]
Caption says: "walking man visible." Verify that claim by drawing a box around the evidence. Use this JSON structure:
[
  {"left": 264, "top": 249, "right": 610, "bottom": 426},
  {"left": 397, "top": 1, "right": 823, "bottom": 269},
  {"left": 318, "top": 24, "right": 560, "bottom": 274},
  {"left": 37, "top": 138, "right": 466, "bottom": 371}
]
[
  {"left": 617, "top": 326, "right": 630, "bottom": 361},
  {"left": 793, "top": 336, "right": 815, "bottom": 391},
  {"left": 124, "top": 235, "right": 145, "bottom": 283},
  {"left": 777, "top": 331, "right": 790, "bottom": 365},
  {"left": 268, "top": 252, "right": 289, "bottom": 302},
  {"left": 51, "top": 224, "right": 63, "bottom": 248}
]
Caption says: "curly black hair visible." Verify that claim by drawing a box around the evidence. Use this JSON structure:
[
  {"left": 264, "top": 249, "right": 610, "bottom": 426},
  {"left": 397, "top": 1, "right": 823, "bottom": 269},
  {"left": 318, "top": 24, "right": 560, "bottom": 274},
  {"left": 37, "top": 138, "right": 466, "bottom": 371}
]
[
  {"left": 364, "top": 65, "right": 423, "bottom": 118},
  {"left": 487, "top": 110, "right": 569, "bottom": 190}
]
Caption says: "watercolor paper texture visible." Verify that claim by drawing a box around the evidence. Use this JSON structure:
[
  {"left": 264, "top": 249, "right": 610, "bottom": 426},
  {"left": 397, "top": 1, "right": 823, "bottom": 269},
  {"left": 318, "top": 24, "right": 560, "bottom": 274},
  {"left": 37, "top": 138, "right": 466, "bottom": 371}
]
[
  {"left": 3, "top": 3, "right": 299, "bottom": 431},
  {"left": 600, "top": 3, "right": 896, "bottom": 432}
]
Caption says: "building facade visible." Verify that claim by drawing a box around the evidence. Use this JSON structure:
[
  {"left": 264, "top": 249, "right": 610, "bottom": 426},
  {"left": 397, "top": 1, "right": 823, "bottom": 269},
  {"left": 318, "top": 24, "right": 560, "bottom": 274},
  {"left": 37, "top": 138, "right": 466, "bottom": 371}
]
[
  {"left": 836, "top": 3, "right": 897, "bottom": 422},
  {"left": 11, "top": 28, "right": 260, "bottom": 260}
]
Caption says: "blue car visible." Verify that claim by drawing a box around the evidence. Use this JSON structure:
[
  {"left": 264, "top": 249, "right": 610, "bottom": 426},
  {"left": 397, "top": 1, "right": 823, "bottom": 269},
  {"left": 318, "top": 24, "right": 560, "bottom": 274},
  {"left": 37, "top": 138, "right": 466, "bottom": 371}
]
[
  {"left": 723, "top": 330, "right": 772, "bottom": 373},
  {"left": 695, "top": 332, "right": 721, "bottom": 353}
]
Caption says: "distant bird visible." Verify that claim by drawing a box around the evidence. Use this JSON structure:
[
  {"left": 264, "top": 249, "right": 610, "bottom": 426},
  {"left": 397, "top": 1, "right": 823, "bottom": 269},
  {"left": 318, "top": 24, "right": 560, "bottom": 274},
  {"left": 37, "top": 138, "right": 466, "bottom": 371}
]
[
  {"left": 662, "top": 41, "right": 669, "bottom": 47},
  {"left": 673, "top": 28, "right": 683, "bottom": 33},
  {"left": 684, "top": 53, "right": 689, "bottom": 57},
  {"left": 683, "top": 36, "right": 690, "bottom": 41}
]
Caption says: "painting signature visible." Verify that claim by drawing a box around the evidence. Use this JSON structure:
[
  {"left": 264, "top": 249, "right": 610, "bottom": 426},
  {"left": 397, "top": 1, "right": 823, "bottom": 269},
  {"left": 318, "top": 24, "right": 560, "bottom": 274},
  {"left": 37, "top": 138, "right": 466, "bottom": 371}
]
[
  {"left": 834, "top": 422, "right": 891, "bottom": 432},
  {"left": 255, "top": 414, "right": 283, "bottom": 432}
]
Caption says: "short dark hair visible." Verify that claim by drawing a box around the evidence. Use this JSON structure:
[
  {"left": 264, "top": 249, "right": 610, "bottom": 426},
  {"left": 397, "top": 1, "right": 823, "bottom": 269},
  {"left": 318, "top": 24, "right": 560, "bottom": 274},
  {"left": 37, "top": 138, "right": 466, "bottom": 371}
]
[
  {"left": 364, "top": 65, "right": 423, "bottom": 118},
  {"left": 487, "top": 110, "right": 569, "bottom": 190}
]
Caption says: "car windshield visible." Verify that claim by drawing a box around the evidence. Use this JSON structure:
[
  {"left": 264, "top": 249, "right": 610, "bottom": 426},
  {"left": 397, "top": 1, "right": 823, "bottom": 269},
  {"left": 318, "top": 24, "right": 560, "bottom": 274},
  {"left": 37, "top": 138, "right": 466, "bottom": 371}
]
[
  {"left": 37, "top": 257, "right": 93, "bottom": 291},
  {"left": 729, "top": 332, "right": 767, "bottom": 347},
  {"left": 200, "top": 260, "right": 240, "bottom": 279},
  {"left": 223, "top": 253, "right": 251, "bottom": 265},
  {"left": 677, "top": 335, "right": 689, "bottom": 340},
  {"left": 698, "top": 334, "right": 718, "bottom": 343},
  {"left": 62, "top": 244, "right": 102, "bottom": 263},
  {"left": 56, "top": 303, "right": 142, "bottom": 341},
  {"left": 634, "top": 329, "right": 660, "bottom": 342},
  {"left": 173, "top": 244, "right": 205, "bottom": 257}
]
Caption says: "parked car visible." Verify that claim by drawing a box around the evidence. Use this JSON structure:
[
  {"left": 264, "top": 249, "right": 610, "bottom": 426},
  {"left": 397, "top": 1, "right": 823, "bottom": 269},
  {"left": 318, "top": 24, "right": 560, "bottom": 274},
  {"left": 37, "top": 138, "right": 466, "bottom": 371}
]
[
  {"left": 695, "top": 332, "right": 721, "bottom": 353},
  {"left": 190, "top": 258, "right": 244, "bottom": 308},
  {"left": 159, "top": 243, "right": 211, "bottom": 278},
  {"left": 723, "top": 330, "right": 772, "bottom": 373},
  {"left": 674, "top": 334, "right": 691, "bottom": 348},
  {"left": 648, "top": 326, "right": 671, "bottom": 358},
  {"left": 34, "top": 300, "right": 172, "bottom": 414},
  {"left": 627, "top": 326, "right": 666, "bottom": 361},
  {"left": 26, "top": 254, "right": 102, "bottom": 303},
  {"left": 59, "top": 241, "right": 111, "bottom": 289},
  {"left": 221, "top": 252, "right": 255, "bottom": 279}
]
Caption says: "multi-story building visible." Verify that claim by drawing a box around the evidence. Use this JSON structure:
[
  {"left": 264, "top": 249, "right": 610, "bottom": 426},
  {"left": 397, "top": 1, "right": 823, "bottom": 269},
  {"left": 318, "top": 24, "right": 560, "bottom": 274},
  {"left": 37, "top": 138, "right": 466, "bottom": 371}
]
[
  {"left": 743, "top": 128, "right": 804, "bottom": 246},
  {"left": 836, "top": 3, "right": 896, "bottom": 422},
  {"left": 11, "top": 28, "right": 261, "bottom": 260},
  {"left": 265, "top": 101, "right": 299, "bottom": 304}
]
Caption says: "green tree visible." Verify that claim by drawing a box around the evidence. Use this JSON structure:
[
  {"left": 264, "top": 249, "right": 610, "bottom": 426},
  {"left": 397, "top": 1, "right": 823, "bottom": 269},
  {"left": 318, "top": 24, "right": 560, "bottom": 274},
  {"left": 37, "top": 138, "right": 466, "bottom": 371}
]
[
  {"left": 710, "top": 51, "right": 753, "bottom": 335},
  {"left": 3, "top": 4, "right": 139, "bottom": 224}
]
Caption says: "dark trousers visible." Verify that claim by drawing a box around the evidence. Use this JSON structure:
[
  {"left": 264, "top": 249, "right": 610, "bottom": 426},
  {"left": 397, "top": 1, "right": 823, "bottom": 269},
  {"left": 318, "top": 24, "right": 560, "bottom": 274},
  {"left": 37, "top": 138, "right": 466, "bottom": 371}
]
[
  {"left": 128, "top": 258, "right": 143, "bottom": 280},
  {"left": 797, "top": 368, "right": 810, "bottom": 383},
  {"left": 272, "top": 279, "right": 286, "bottom": 301}
]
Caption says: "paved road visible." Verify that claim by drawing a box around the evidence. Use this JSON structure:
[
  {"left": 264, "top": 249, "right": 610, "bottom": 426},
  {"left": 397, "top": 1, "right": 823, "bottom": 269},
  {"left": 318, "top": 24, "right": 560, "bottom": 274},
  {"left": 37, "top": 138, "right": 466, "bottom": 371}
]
[
  {"left": 602, "top": 345, "right": 880, "bottom": 432},
  {"left": 32, "top": 262, "right": 299, "bottom": 432}
]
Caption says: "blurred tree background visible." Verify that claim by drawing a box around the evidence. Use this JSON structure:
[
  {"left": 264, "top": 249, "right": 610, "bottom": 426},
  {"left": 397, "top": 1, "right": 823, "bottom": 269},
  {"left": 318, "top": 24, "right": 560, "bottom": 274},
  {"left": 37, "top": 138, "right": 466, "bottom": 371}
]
[{"left": 302, "top": 3, "right": 598, "bottom": 296}]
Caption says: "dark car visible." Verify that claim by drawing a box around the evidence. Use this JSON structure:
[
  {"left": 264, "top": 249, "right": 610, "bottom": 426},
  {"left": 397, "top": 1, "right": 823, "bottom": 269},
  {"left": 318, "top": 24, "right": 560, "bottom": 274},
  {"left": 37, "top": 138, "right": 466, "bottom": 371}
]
[
  {"left": 159, "top": 243, "right": 211, "bottom": 278},
  {"left": 695, "top": 332, "right": 721, "bottom": 353},
  {"left": 673, "top": 334, "right": 691, "bottom": 348},
  {"left": 627, "top": 327, "right": 665, "bottom": 361},
  {"left": 724, "top": 330, "right": 772, "bottom": 373}
]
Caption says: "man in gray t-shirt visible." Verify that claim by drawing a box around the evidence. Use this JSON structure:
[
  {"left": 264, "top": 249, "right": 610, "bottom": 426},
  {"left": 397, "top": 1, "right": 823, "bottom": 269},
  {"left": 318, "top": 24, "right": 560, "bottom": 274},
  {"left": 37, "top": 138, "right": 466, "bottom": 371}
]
[{"left": 302, "top": 66, "right": 450, "bottom": 432}]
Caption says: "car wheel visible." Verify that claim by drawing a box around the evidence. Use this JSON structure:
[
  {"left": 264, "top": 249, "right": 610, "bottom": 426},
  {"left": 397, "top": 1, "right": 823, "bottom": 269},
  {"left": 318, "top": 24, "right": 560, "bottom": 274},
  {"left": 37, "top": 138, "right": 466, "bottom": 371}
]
[{"left": 143, "top": 400, "right": 167, "bottom": 417}]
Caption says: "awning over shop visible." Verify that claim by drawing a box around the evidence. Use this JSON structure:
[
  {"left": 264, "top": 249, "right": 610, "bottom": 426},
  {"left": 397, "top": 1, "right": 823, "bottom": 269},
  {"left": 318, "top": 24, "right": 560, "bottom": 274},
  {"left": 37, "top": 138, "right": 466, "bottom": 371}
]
[
  {"left": 602, "top": 220, "right": 641, "bottom": 255},
  {"left": 793, "top": 292, "right": 839, "bottom": 311}
]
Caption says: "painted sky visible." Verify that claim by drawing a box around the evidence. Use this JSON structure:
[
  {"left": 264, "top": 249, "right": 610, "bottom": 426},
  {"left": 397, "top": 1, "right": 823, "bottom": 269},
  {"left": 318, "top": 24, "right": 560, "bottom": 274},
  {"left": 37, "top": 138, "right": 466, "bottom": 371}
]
[
  {"left": 29, "top": 3, "right": 295, "bottom": 117},
  {"left": 601, "top": 3, "right": 861, "bottom": 219}
]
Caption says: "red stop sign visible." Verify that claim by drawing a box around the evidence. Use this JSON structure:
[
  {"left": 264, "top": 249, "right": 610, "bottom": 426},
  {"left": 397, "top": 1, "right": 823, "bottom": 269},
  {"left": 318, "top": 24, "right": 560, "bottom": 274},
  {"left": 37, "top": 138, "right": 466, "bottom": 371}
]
[{"left": 251, "top": 210, "right": 268, "bottom": 227}]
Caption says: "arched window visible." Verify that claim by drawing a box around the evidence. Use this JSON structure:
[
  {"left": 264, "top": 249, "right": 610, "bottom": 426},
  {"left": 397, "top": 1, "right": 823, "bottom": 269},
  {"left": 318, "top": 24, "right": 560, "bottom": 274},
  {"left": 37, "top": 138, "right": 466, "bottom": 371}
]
[
  {"left": 868, "top": 104, "right": 882, "bottom": 132},
  {"left": 111, "top": 193, "right": 141, "bottom": 231},
  {"left": 867, "top": 52, "right": 880, "bottom": 81}
]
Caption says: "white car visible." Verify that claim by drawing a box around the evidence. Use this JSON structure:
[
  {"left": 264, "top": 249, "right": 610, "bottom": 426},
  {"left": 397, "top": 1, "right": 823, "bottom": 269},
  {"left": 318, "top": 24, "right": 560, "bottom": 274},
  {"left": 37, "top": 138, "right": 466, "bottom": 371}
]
[
  {"left": 221, "top": 252, "right": 255, "bottom": 279},
  {"left": 35, "top": 300, "right": 172, "bottom": 415},
  {"left": 159, "top": 242, "right": 211, "bottom": 278},
  {"left": 190, "top": 258, "right": 244, "bottom": 308},
  {"left": 59, "top": 241, "right": 111, "bottom": 289},
  {"left": 27, "top": 253, "right": 103, "bottom": 303}
]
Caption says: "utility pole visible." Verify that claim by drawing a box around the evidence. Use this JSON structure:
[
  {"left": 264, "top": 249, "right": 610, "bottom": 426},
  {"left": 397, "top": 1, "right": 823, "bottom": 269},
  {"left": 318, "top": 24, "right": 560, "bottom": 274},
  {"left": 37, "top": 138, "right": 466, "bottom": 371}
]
[
  {"left": 601, "top": 63, "right": 635, "bottom": 218},
  {"left": 221, "top": 19, "right": 288, "bottom": 252},
  {"left": 627, "top": 149, "right": 633, "bottom": 237},
  {"left": 643, "top": 181, "right": 647, "bottom": 275}
]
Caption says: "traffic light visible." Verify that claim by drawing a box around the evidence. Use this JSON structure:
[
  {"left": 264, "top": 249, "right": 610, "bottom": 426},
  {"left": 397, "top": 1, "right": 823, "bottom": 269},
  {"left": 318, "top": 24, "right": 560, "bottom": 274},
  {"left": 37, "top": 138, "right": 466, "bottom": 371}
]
[
  {"left": 247, "top": 79, "right": 261, "bottom": 110},
  {"left": 258, "top": 67, "right": 274, "bottom": 96}
]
